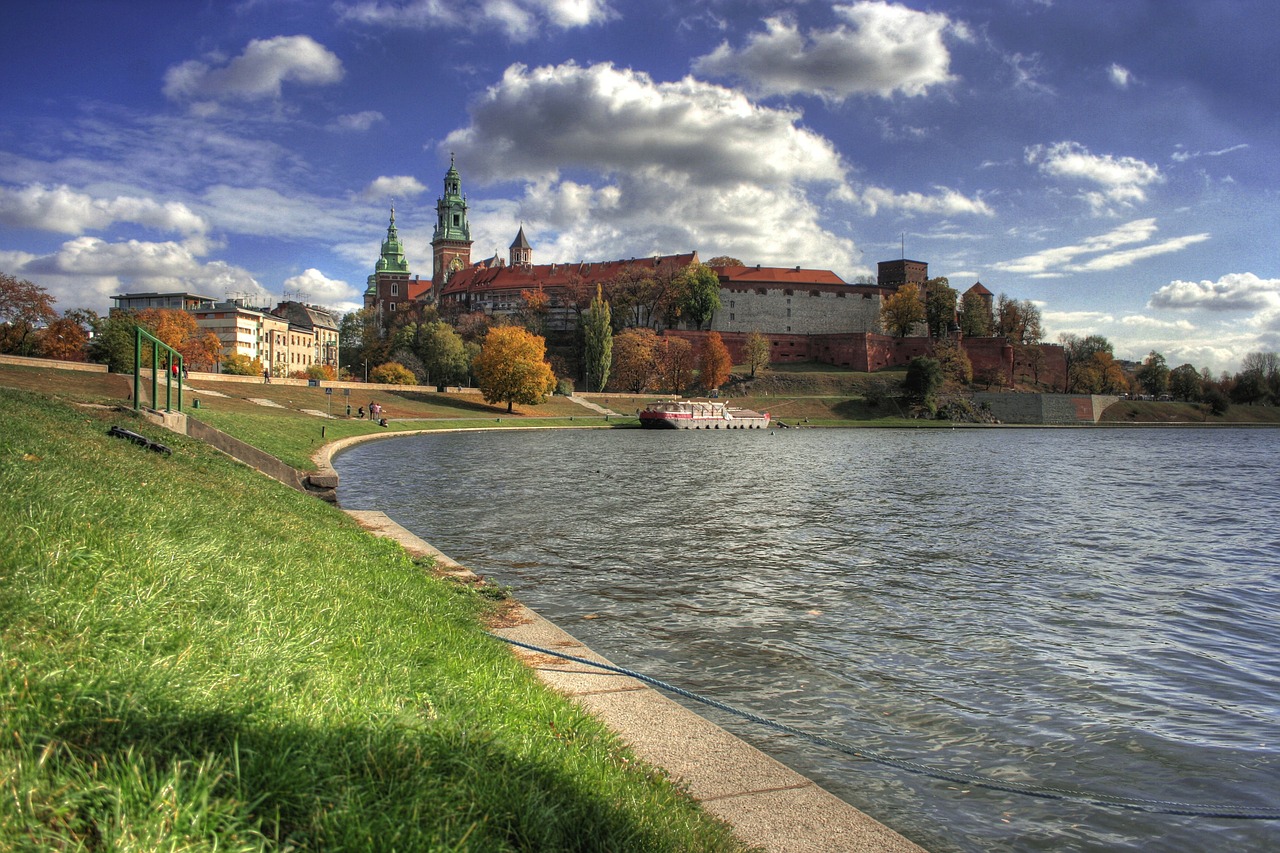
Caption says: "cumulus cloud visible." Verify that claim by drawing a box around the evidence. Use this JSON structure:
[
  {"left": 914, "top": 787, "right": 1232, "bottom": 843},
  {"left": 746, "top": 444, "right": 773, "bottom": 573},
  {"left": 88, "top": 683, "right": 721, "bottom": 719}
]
[
  {"left": 163, "top": 35, "right": 343, "bottom": 103},
  {"left": 1149, "top": 273, "right": 1280, "bottom": 313},
  {"left": 5, "top": 237, "right": 266, "bottom": 310},
  {"left": 363, "top": 176, "right": 426, "bottom": 200},
  {"left": 330, "top": 111, "right": 386, "bottom": 132},
  {"left": 445, "top": 62, "right": 847, "bottom": 187},
  {"left": 337, "top": 0, "right": 613, "bottom": 41},
  {"left": 693, "top": 2, "right": 964, "bottom": 100},
  {"left": 995, "top": 218, "right": 1208, "bottom": 276},
  {"left": 0, "top": 184, "right": 208, "bottom": 238},
  {"left": 1108, "top": 63, "right": 1133, "bottom": 88},
  {"left": 282, "top": 268, "right": 358, "bottom": 306},
  {"left": 440, "top": 60, "right": 863, "bottom": 273},
  {"left": 1026, "top": 141, "right": 1162, "bottom": 213}
]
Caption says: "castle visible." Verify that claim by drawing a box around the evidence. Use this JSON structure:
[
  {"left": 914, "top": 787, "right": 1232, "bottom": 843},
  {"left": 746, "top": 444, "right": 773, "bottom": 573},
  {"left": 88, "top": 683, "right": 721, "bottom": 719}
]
[{"left": 364, "top": 159, "right": 1059, "bottom": 384}]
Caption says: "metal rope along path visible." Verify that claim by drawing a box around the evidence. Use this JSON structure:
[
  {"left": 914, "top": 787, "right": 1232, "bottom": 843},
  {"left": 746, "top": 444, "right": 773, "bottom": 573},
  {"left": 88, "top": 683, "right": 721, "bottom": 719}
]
[{"left": 491, "top": 634, "right": 1280, "bottom": 821}]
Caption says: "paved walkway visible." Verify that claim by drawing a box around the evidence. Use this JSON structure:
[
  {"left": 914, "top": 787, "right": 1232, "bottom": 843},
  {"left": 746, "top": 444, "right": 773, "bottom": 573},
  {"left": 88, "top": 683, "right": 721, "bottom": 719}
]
[{"left": 345, "top": 509, "right": 927, "bottom": 853}]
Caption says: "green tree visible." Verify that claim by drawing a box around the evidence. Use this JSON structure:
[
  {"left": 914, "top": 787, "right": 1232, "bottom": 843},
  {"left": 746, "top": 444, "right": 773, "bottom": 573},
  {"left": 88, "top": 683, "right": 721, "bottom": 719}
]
[
  {"left": 222, "top": 353, "right": 261, "bottom": 375},
  {"left": 1136, "top": 351, "right": 1169, "bottom": 397},
  {"left": 744, "top": 331, "right": 770, "bottom": 378},
  {"left": 958, "top": 290, "right": 992, "bottom": 337},
  {"left": 582, "top": 285, "right": 613, "bottom": 392},
  {"left": 419, "top": 320, "right": 469, "bottom": 386},
  {"left": 903, "top": 356, "right": 943, "bottom": 415},
  {"left": 672, "top": 263, "right": 722, "bottom": 330},
  {"left": 880, "top": 283, "right": 926, "bottom": 337},
  {"left": 340, "top": 308, "right": 388, "bottom": 379},
  {"left": 473, "top": 326, "right": 557, "bottom": 413},
  {"left": 370, "top": 362, "right": 416, "bottom": 385},
  {"left": 1168, "top": 363, "right": 1202, "bottom": 401},
  {"left": 610, "top": 327, "right": 658, "bottom": 392},
  {"left": 0, "top": 272, "right": 58, "bottom": 355},
  {"left": 922, "top": 277, "right": 958, "bottom": 338},
  {"left": 697, "top": 331, "right": 731, "bottom": 390}
]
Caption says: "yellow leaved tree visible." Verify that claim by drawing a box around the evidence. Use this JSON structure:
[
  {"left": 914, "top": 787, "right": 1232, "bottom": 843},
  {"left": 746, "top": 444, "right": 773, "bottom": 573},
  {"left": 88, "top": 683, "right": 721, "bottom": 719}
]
[{"left": 473, "top": 326, "right": 557, "bottom": 413}]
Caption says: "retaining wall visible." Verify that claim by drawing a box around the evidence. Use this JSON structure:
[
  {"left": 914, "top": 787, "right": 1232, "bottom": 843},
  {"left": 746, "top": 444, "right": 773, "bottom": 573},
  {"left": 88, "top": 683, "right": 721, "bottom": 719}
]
[{"left": 974, "top": 392, "right": 1119, "bottom": 424}]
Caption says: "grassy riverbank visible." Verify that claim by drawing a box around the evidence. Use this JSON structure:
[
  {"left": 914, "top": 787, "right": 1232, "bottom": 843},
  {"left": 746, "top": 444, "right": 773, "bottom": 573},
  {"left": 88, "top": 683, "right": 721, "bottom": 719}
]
[{"left": 0, "top": 388, "right": 750, "bottom": 851}]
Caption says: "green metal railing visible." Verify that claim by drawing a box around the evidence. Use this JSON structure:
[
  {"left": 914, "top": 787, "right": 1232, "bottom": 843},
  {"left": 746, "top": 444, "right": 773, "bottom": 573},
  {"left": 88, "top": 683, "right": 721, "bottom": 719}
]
[{"left": 133, "top": 327, "right": 183, "bottom": 413}]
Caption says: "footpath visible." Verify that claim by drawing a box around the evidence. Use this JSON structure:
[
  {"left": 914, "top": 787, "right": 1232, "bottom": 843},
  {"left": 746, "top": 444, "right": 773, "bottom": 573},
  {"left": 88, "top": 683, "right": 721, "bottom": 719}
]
[{"left": 344, "top": 508, "right": 927, "bottom": 853}]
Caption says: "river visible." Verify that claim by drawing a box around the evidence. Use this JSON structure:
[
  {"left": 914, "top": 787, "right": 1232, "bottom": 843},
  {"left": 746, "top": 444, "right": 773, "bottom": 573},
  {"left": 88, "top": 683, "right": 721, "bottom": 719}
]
[{"left": 334, "top": 426, "right": 1280, "bottom": 852}]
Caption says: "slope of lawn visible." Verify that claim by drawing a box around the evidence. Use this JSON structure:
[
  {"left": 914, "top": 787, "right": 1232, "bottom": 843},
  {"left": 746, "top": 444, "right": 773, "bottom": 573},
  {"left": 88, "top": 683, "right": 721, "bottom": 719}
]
[{"left": 0, "top": 388, "right": 749, "bottom": 852}]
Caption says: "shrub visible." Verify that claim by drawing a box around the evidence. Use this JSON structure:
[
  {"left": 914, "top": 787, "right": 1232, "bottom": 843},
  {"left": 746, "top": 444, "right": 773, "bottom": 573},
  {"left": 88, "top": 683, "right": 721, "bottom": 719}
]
[{"left": 370, "top": 361, "right": 416, "bottom": 385}]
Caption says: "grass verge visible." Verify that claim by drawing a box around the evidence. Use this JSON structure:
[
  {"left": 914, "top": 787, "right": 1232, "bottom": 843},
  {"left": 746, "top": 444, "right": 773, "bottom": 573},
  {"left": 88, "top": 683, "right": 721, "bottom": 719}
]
[{"left": 0, "top": 389, "right": 749, "bottom": 851}]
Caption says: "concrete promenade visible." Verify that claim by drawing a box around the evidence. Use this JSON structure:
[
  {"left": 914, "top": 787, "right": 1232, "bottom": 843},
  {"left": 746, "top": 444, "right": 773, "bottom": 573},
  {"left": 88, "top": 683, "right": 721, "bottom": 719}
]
[{"left": 345, "top": 509, "right": 927, "bottom": 853}]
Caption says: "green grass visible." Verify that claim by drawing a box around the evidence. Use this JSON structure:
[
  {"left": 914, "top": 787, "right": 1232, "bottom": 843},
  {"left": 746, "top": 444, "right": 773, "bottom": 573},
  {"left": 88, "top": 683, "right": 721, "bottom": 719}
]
[{"left": 0, "top": 389, "right": 750, "bottom": 852}]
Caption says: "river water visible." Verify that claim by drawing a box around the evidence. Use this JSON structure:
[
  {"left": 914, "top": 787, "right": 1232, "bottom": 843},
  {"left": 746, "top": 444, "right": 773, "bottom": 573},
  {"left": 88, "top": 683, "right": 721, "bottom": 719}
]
[{"left": 334, "top": 427, "right": 1280, "bottom": 852}]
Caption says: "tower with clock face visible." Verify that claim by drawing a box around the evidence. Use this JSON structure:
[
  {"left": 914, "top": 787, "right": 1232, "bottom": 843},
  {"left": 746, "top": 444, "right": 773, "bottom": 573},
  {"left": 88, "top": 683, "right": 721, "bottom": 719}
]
[{"left": 431, "top": 153, "right": 473, "bottom": 297}]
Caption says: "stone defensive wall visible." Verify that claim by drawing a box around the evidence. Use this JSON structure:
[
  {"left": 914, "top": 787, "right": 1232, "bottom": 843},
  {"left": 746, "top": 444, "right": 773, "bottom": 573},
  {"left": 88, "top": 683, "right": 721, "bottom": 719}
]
[
  {"left": 0, "top": 354, "right": 108, "bottom": 372},
  {"left": 711, "top": 281, "right": 885, "bottom": 338},
  {"left": 974, "top": 392, "right": 1120, "bottom": 424}
]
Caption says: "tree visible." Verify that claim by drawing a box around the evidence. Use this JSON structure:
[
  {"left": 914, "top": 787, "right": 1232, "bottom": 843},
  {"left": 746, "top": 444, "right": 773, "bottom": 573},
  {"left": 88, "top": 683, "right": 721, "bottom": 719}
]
[
  {"left": 996, "top": 295, "right": 1043, "bottom": 344},
  {"left": 1240, "top": 351, "right": 1280, "bottom": 402},
  {"left": 880, "top": 283, "right": 926, "bottom": 337},
  {"left": 88, "top": 311, "right": 139, "bottom": 373},
  {"left": 697, "top": 332, "right": 731, "bottom": 390},
  {"left": 958, "top": 290, "right": 993, "bottom": 337},
  {"left": 922, "top": 277, "right": 957, "bottom": 338},
  {"left": 339, "top": 308, "right": 388, "bottom": 378},
  {"left": 582, "top": 285, "right": 612, "bottom": 392},
  {"left": 419, "top": 320, "right": 469, "bottom": 386},
  {"left": 933, "top": 338, "right": 972, "bottom": 385},
  {"left": 903, "top": 356, "right": 943, "bottom": 415},
  {"left": 655, "top": 335, "right": 694, "bottom": 395},
  {"left": 672, "top": 263, "right": 721, "bottom": 330},
  {"left": 0, "top": 273, "right": 58, "bottom": 355},
  {"left": 370, "top": 362, "right": 416, "bottom": 385},
  {"left": 704, "top": 256, "right": 743, "bottom": 267},
  {"left": 610, "top": 327, "right": 658, "bottom": 392},
  {"left": 37, "top": 314, "right": 90, "bottom": 361},
  {"left": 473, "top": 326, "right": 557, "bottom": 413},
  {"left": 1061, "top": 334, "right": 1113, "bottom": 392},
  {"left": 518, "top": 285, "right": 551, "bottom": 336},
  {"left": 1136, "top": 351, "right": 1169, "bottom": 397},
  {"left": 222, "top": 353, "right": 262, "bottom": 375},
  {"left": 1168, "top": 363, "right": 1202, "bottom": 401},
  {"left": 744, "top": 331, "right": 770, "bottom": 378}
]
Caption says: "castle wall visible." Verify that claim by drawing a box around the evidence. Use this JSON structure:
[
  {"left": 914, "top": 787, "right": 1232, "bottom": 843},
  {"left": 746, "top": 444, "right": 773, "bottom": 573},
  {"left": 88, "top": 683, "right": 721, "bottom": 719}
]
[
  {"left": 973, "top": 393, "right": 1120, "bottom": 424},
  {"left": 712, "top": 285, "right": 884, "bottom": 337}
]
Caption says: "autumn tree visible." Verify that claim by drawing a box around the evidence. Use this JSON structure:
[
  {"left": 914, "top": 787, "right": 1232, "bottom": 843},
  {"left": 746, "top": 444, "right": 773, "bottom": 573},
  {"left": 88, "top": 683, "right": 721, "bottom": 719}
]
[
  {"left": 697, "top": 331, "right": 731, "bottom": 391},
  {"left": 371, "top": 362, "right": 417, "bottom": 385},
  {"left": 880, "top": 283, "right": 926, "bottom": 337},
  {"left": 995, "top": 295, "right": 1043, "bottom": 344},
  {"left": 744, "top": 331, "right": 770, "bottom": 378},
  {"left": 0, "top": 273, "right": 58, "bottom": 355},
  {"left": 958, "top": 290, "right": 993, "bottom": 337},
  {"left": 704, "top": 256, "right": 743, "bottom": 267},
  {"left": 672, "top": 263, "right": 722, "bottom": 330},
  {"left": 933, "top": 338, "right": 972, "bottom": 385},
  {"left": 1060, "top": 334, "right": 1114, "bottom": 392},
  {"left": 655, "top": 335, "right": 694, "bottom": 395},
  {"left": 922, "top": 277, "right": 958, "bottom": 338},
  {"left": 582, "top": 285, "right": 612, "bottom": 393},
  {"left": 610, "top": 327, "right": 658, "bottom": 392},
  {"left": 37, "top": 311, "right": 93, "bottom": 361},
  {"left": 518, "top": 285, "right": 551, "bottom": 336},
  {"left": 473, "top": 326, "right": 557, "bottom": 413}
]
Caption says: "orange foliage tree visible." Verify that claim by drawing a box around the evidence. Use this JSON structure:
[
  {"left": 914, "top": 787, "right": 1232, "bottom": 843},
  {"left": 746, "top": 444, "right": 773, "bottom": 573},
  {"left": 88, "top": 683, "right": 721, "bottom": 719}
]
[
  {"left": 697, "top": 331, "right": 731, "bottom": 390},
  {"left": 37, "top": 315, "right": 90, "bottom": 361},
  {"left": 472, "top": 326, "right": 557, "bottom": 413},
  {"left": 656, "top": 335, "right": 694, "bottom": 394},
  {"left": 609, "top": 327, "right": 658, "bottom": 392}
]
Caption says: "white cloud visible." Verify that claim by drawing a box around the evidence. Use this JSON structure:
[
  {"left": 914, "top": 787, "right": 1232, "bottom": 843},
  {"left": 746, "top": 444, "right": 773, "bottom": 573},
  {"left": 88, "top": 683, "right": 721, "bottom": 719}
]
[
  {"left": 1149, "top": 272, "right": 1280, "bottom": 313},
  {"left": 163, "top": 35, "right": 343, "bottom": 103},
  {"left": 363, "top": 176, "right": 427, "bottom": 200},
  {"left": 331, "top": 111, "right": 386, "bottom": 132},
  {"left": 859, "top": 186, "right": 993, "bottom": 217},
  {"left": 5, "top": 237, "right": 267, "bottom": 310},
  {"left": 1026, "top": 141, "right": 1162, "bottom": 212},
  {"left": 995, "top": 219, "right": 1207, "bottom": 276},
  {"left": 439, "top": 61, "right": 862, "bottom": 274},
  {"left": 1108, "top": 63, "right": 1133, "bottom": 88},
  {"left": 693, "top": 2, "right": 963, "bottom": 101},
  {"left": 1170, "top": 143, "right": 1249, "bottom": 163},
  {"left": 1118, "top": 314, "right": 1195, "bottom": 331},
  {"left": 0, "top": 184, "right": 208, "bottom": 238},
  {"left": 337, "top": 0, "right": 613, "bottom": 41},
  {"left": 282, "top": 268, "right": 358, "bottom": 306}
]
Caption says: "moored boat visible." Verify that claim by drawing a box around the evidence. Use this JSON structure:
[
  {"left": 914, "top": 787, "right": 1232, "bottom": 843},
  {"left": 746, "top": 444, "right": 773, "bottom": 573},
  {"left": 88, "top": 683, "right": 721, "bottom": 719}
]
[{"left": 638, "top": 400, "right": 771, "bottom": 429}]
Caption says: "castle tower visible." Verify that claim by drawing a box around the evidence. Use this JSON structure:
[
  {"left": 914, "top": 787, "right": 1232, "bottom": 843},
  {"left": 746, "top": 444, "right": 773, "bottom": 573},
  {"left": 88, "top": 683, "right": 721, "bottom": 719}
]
[
  {"left": 364, "top": 207, "right": 413, "bottom": 318},
  {"left": 431, "top": 154, "right": 473, "bottom": 294},
  {"left": 509, "top": 225, "right": 531, "bottom": 267}
]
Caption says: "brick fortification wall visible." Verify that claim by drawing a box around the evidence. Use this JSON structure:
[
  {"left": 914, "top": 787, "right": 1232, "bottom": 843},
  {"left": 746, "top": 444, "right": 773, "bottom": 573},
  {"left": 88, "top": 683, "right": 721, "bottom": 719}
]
[{"left": 711, "top": 285, "right": 885, "bottom": 338}]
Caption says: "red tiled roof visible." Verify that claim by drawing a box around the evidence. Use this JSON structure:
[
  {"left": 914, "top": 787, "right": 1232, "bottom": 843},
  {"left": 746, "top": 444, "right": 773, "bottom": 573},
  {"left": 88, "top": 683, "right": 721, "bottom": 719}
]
[
  {"left": 965, "top": 281, "right": 993, "bottom": 295},
  {"left": 714, "top": 265, "right": 847, "bottom": 286},
  {"left": 441, "top": 252, "right": 699, "bottom": 298}
]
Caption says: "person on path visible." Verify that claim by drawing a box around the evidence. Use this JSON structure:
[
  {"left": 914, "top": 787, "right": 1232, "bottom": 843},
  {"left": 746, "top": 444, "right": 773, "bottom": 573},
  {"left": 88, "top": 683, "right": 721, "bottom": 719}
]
[{"left": 264, "top": 368, "right": 271, "bottom": 384}]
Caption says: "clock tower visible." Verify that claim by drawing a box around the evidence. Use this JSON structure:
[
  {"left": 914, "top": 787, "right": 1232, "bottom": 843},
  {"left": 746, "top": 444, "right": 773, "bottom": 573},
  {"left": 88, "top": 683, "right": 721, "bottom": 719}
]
[{"left": 431, "top": 153, "right": 473, "bottom": 296}]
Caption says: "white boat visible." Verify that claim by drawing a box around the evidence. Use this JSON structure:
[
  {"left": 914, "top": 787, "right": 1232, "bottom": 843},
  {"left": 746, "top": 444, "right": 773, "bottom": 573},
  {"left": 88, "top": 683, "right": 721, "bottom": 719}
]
[{"left": 638, "top": 400, "right": 771, "bottom": 429}]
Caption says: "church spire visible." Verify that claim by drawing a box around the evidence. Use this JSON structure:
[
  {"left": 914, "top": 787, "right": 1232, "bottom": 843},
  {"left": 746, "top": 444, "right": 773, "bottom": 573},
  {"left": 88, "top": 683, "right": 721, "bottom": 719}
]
[
  {"left": 375, "top": 206, "right": 408, "bottom": 274},
  {"left": 432, "top": 154, "right": 474, "bottom": 289}
]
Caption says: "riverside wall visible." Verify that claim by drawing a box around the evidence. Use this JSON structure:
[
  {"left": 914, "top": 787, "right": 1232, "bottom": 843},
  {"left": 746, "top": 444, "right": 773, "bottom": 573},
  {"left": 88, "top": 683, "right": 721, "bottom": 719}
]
[{"left": 974, "top": 392, "right": 1120, "bottom": 424}]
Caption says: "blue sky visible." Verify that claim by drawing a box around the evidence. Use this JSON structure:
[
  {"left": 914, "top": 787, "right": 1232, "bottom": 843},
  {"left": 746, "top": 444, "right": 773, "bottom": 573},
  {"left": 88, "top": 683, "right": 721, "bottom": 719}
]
[{"left": 1, "top": 0, "right": 1275, "bottom": 372}]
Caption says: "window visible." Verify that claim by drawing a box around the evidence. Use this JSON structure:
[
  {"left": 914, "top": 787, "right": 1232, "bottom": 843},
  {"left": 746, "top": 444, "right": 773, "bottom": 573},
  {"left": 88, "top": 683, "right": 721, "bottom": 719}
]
[
  {"left": 785, "top": 289, "right": 793, "bottom": 296},
  {"left": 810, "top": 290, "right": 820, "bottom": 297},
  {"left": 389, "top": 302, "right": 396, "bottom": 312},
  {"left": 391, "top": 282, "right": 399, "bottom": 296},
  {"left": 729, "top": 313, "right": 735, "bottom": 322}
]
